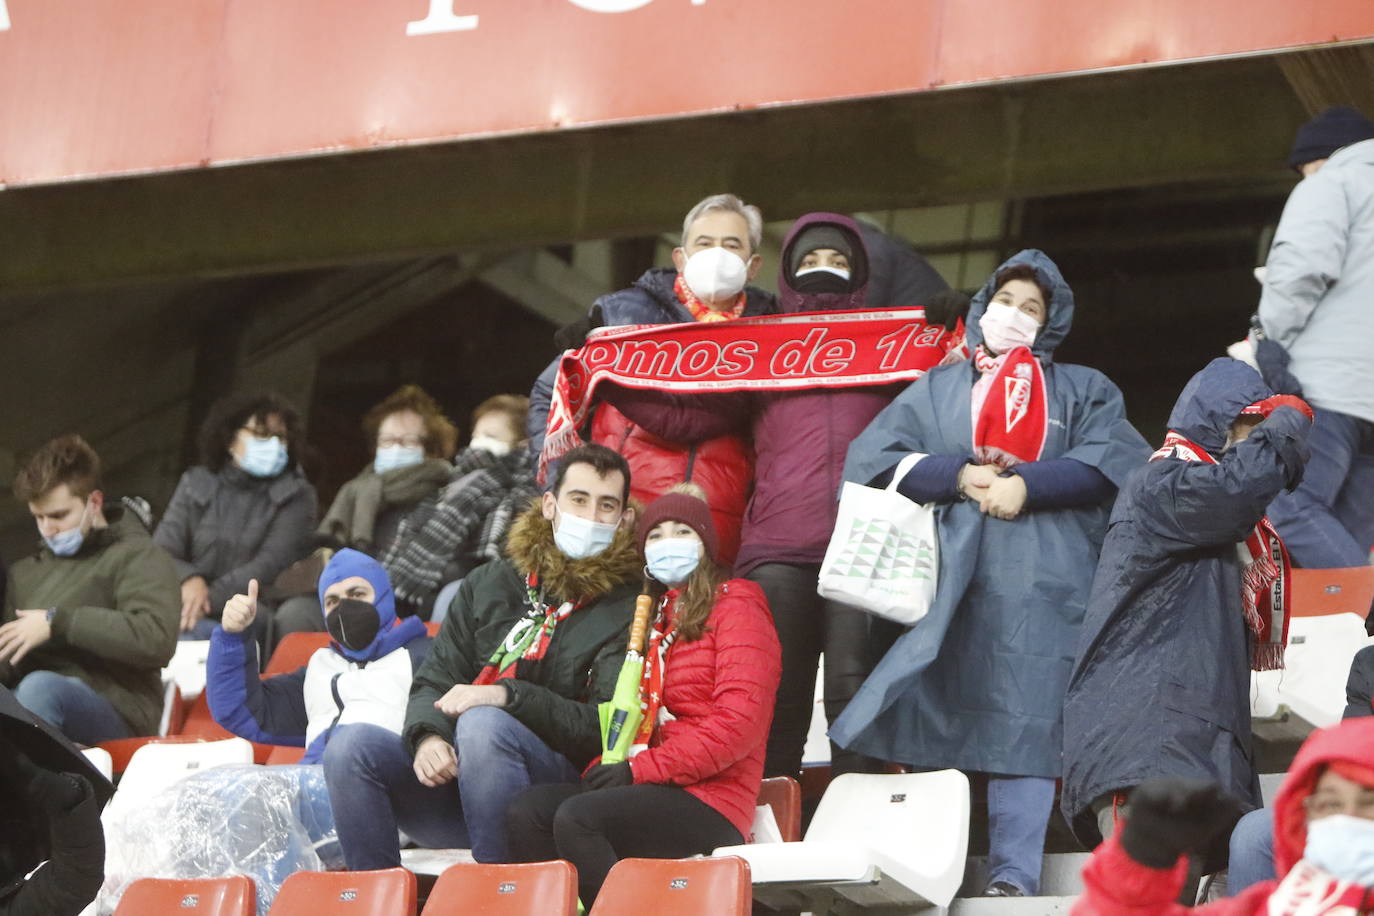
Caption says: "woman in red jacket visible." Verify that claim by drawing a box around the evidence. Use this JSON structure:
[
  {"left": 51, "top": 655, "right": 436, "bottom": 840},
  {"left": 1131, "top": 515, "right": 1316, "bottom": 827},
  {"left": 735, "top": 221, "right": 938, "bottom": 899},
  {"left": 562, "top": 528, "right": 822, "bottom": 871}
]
[{"left": 505, "top": 484, "right": 781, "bottom": 906}]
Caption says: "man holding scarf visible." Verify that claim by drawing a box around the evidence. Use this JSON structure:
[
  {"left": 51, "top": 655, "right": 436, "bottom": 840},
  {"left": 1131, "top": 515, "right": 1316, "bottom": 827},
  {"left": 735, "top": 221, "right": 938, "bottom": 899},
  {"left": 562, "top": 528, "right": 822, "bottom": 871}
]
[
  {"left": 526, "top": 193, "right": 776, "bottom": 565},
  {"left": 1062, "top": 358, "right": 1312, "bottom": 889},
  {"left": 324, "top": 444, "right": 641, "bottom": 867}
]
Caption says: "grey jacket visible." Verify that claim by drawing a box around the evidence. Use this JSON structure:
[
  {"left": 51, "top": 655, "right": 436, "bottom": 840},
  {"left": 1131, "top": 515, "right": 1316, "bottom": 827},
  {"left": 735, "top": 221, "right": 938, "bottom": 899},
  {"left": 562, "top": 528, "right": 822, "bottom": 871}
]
[
  {"left": 154, "top": 465, "right": 317, "bottom": 614},
  {"left": 1260, "top": 137, "right": 1374, "bottom": 423}
]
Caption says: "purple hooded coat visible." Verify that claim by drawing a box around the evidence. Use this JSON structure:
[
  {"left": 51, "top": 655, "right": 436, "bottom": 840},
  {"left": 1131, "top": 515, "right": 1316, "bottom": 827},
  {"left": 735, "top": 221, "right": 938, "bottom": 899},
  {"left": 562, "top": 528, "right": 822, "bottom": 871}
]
[{"left": 605, "top": 213, "right": 905, "bottom": 576}]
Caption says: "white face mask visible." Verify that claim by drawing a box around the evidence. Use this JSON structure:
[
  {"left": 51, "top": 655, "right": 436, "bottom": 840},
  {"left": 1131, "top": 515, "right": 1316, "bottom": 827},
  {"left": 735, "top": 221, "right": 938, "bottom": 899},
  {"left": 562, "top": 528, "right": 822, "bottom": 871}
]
[
  {"left": 795, "top": 265, "right": 851, "bottom": 282},
  {"left": 470, "top": 435, "right": 513, "bottom": 458},
  {"left": 553, "top": 507, "right": 619, "bottom": 560},
  {"left": 682, "top": 247, "right": 749, "bottom": 302},
  {"left": 1303, "top": 815, "right": 1374, "bottom": 884},
  {"left": 978, "top": 302, "right": 1042, "bottom": 354}
]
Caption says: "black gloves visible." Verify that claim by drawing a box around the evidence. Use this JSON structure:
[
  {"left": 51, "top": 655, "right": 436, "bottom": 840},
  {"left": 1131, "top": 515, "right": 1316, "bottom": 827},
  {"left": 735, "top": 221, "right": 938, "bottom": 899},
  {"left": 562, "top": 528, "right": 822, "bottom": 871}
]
[
  {"left": 554, "top": 304, "right": 605, "bottom": 353},
  {"left": 582, "top": 762, "right": 633, "bottom": 791},
  {"left": 921, "top": 290, "right": 972, "bottom": 331},
  {"left": 1119, "top": 779, "right": 1240, "bottom": 869}
]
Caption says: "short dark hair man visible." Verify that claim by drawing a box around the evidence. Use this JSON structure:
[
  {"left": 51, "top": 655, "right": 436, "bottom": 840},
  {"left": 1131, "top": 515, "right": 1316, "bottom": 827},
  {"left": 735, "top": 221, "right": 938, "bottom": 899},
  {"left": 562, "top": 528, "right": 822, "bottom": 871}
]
[
  {"left": 2, "top": 434, "right": 180, "bottom": 744},
  {"left": 322, "top": 443, "right": 642, "bottom": 868}
]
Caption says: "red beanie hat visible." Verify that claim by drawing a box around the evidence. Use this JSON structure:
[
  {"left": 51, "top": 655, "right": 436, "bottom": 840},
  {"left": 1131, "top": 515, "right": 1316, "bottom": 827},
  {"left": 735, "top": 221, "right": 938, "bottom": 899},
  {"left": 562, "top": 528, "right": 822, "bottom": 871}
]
[{"left": 637, "top": 492, "right": 719, "bottom": 564}]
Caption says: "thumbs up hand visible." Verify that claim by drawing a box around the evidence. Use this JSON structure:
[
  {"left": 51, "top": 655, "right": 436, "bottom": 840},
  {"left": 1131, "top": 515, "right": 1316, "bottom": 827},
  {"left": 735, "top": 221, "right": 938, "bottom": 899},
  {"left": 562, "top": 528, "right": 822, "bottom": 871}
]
[{"left": 221, "top": 579, "right": 259, "bottom": 634}]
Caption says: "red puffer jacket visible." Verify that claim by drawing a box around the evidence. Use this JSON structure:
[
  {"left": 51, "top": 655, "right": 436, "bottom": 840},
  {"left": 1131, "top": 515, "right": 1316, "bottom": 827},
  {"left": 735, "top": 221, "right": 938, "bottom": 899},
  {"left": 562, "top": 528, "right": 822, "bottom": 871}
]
[
  {"left": 589, "top": 404, "right": 751, "bottom": 566},
  {"left": 627, "top": 579, "right": 781, "bottom": 839},
  {"left": 1074, "top": 718, "right": 1374, "bottom": 916}
]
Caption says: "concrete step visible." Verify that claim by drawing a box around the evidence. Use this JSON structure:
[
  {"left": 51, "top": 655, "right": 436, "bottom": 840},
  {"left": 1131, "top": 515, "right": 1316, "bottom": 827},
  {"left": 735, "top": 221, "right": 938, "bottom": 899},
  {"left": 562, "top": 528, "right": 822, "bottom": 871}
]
[
  {"left": 961, "top": 853, "right": 1091, "bottom": 898},
  {"left": 949, "top": 895, "right": 1078, "bottom": 915}
]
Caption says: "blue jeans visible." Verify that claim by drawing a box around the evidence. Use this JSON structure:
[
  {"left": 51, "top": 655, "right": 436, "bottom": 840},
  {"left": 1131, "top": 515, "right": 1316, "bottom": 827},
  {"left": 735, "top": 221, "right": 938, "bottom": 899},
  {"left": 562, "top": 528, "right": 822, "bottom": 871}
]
[
  {"left": 986, "top": 774, "right": 1056, "bottom": 895},
  {"left": 1267, "top": 407, "right": 1374, "bottom": 568},
  {"left": 322, "top": 708, "right": 581, "bottom": 868},
  {"left": 1227, "top": 807, "right": 1275, "bottom": 895},
  {"left": 14, "top": 670, "right": 132, "bottom": 745}
]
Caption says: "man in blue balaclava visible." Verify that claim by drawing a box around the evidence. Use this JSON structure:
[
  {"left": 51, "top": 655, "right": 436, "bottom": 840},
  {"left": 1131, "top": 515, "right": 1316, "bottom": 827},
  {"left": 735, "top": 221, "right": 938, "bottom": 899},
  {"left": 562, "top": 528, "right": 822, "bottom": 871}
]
[{"left": 207, "top": 548, "right": 430, "bottom": 765}]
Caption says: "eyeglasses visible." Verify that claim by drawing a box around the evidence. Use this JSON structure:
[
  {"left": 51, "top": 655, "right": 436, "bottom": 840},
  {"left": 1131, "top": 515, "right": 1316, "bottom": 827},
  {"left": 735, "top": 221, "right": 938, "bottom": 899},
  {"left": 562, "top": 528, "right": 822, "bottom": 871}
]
[
  {"left": 378, "top": 435, "right": 426, "bottom": 449},
  {"left": 1303, "top": 795, "right": 1374, "bottom": 819},
  {"left": 239, "top": 425, "right": 284, "bottom": 440}
]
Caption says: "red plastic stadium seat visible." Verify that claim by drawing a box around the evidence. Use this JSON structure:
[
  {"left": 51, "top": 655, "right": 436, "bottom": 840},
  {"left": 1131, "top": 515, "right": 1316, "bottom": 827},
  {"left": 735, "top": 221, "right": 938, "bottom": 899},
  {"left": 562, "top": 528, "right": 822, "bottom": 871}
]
[
  {"left": 269, "top": 868, "right": 416, "bottom": 916},
  {"left": 264, "top": 744, "right": 307, "bottom": 765},
  {"left": 265, "top": 632, "right": 331, "bottom": 675},
  {"left": 421, "top": 861, "right": 577, "bottom": 916},
  {"left": 1290, "top": 566, "right": 1374, "bottom": 617},
  {"left": 757, "top": 776, "right": 802, "bottom": 843},
  {"left": 115, "top": 875, "right": 255, "bottom": 916},
  {"left": 589, "top": 856, "right": 750, "bottom": 915}
]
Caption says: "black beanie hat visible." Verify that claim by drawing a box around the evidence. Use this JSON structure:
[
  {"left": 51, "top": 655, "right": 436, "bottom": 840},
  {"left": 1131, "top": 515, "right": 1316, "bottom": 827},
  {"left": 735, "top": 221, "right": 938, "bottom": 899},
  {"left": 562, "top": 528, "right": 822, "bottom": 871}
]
[
  {"left": 788, "top": 226, "right": 854, "bottom": 277},
  {"left": 1288, "top": 105, "right": 1374, "bottom": 172}
]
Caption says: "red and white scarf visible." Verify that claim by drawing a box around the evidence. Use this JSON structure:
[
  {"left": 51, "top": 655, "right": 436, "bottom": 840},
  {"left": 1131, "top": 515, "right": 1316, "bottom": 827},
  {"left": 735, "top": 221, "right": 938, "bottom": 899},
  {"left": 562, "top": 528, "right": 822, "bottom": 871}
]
[
  {"left": 1150, "top": 431, "right": 1290, "bottom": 671},
  {"left": 541, "top": 308, "right": 960, "bottom": 484},
  {"left": 675, "top": 274, "right": 746, "bottom": 323},
  {"left": 1263, "top": 859, "right": 1368, "bottom": 915},
  {"left": 971, "top": 344, "right": 1048, "bottom": 469},
  {"left": 631, "top": 595, "right": 679, "bottom": 748}
]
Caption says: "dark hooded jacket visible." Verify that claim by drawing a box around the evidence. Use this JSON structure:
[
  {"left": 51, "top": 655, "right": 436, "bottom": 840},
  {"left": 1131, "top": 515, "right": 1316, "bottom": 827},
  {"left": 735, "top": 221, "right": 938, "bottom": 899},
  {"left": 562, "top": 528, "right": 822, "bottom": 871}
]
[
  {"left": 1061, "top": 358, "right": 1311, "bottom": 846},
  {"left": 1074, "top": 718, "right": 1374, "bottom": 916},
  {"left": 527, "top": 267, "right": 776, "bottom": 565},
  {"left": 0, "top": 685, "right": 112, "bottom": 916},
  {"left": 605, "top": 213, "right": 907, "bottom": 576},
  {"left": 403, "top": 505, "right": 642, "bottom": 769},
  {"left": 829, "top": 250, "right": 1149, "bottom": 776}
]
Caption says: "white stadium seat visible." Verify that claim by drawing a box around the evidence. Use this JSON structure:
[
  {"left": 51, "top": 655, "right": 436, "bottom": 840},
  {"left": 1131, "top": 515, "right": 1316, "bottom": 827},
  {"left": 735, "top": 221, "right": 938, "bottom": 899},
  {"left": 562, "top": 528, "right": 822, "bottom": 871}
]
[
  {"left": 112, "top": 737, "right": 254, "bottom": 809},
  {"left": 713, "top": 770, "right": 969, "bottom": 913}
]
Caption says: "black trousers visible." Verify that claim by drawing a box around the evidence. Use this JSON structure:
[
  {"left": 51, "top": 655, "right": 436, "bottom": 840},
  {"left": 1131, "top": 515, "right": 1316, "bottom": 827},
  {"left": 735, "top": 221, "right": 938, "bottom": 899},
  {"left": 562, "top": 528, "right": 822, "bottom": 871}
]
[
  {"left": 746, "top": 562, "right": 882, "bottom": 779},
  {"left": 505, "top": 783, "right": 743, "bottom": 905}
]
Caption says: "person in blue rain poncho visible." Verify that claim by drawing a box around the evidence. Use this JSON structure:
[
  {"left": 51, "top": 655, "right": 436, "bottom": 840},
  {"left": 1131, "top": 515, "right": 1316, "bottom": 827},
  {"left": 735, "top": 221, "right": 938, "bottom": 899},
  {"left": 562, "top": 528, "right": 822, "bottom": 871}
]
[
  {"left": 832, "top": 250, "right": 1149, "bottom": 897},
  {"left": 1061, "top": 358, "right": 1312, "bottom": 875}
]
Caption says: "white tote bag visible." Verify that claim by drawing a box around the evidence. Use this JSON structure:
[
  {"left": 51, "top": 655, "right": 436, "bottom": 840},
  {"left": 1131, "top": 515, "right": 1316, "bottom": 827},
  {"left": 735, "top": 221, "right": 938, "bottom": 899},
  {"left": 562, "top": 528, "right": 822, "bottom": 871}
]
[{"left": 817, "top": 453, "right": 939, "bottom": 625}]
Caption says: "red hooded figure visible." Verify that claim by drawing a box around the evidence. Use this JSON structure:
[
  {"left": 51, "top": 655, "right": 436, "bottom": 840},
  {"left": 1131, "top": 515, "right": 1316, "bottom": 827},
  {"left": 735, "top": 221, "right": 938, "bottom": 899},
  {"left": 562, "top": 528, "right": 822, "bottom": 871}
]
[{"left": 1075, "top": 717, "right": 1374, "bottom": 915}]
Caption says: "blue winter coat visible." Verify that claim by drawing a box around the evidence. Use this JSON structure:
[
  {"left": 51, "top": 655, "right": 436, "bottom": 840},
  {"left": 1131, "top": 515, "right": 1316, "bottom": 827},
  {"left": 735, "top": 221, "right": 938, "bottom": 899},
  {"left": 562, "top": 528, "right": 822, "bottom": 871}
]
[
  {"left": 1060, "top": 358, "right": 1310, "bottom": 845},
  {"left": 830, "top": 250, "right": 1149, "bottom": 777}
]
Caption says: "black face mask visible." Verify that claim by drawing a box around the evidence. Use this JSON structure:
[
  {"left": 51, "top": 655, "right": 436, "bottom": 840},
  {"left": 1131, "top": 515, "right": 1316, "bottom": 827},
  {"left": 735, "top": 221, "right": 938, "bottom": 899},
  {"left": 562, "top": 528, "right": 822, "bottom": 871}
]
[
  {"left": 326, "top": 598, "right": 381, "bottom": 653},
  {"left": 792, "top": 268, "right": 852, "bottom": 295}
]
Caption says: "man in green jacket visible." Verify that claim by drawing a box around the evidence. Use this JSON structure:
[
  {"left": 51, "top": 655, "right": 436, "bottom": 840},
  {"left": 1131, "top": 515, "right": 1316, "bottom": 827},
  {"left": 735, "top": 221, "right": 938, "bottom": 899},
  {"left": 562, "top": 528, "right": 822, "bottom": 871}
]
[
  {"left": 0, "top": 435, "right": 179, "bottom": 744},
  {"left": 320, "top": 443, "right": 641, "bottom": 868}
]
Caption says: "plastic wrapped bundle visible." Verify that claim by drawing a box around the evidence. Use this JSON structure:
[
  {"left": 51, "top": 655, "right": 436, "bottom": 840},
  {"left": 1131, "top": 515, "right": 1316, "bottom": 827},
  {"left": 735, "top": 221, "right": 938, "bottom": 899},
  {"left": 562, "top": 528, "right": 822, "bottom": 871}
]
[{"left": 97, "top": 764, "right": 340, "bottom": 915}]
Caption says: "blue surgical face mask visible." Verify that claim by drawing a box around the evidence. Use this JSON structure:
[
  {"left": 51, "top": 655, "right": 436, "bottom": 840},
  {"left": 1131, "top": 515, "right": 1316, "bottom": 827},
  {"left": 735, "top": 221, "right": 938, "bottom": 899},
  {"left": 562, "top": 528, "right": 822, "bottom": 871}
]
[
  {"left": 374, "top": 444, "right": 426, "bottom": 474},
  {"left": 1303, "top": 814, "right": 1374, "bottom": 883},
  {"left": 45, "top": 502, "right": 91, "bottom": 557},
  {"left": 553, "top": 507, "right": 618, "bottom": 560},
  {"left": 645, "top": 537, "right": 701, "bottom": 586},
  {"left": 238, "top": 436, "right": 289, "bottom": 478}
]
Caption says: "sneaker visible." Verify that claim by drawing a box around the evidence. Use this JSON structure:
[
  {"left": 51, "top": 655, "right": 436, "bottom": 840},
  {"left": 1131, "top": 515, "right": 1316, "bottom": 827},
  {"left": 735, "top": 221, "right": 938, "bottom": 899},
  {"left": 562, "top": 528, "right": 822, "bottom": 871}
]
[{"left": 983, "top": 881, "right": 1026, "bottom": 897}]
